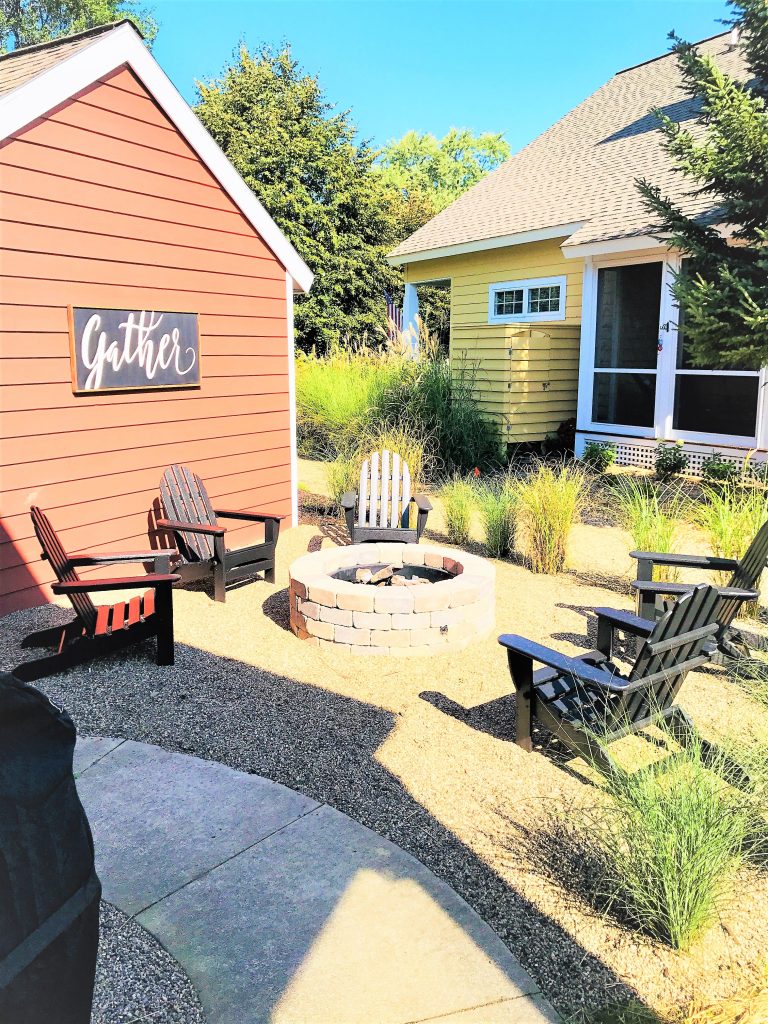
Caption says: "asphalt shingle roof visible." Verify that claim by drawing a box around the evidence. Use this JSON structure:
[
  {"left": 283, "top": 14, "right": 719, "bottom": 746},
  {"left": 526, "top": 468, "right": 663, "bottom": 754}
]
[
  {"left": 388, "top": 32, "right": 748, "bottom": 261},
  {"left": 0, "top": 21, "right": 132, "bottom": 96}
]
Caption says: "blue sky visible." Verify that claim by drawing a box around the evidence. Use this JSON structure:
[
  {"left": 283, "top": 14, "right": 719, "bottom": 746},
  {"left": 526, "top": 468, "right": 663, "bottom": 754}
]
[{"left": 152, "top": 0, "right": 730, "bottom": 154}]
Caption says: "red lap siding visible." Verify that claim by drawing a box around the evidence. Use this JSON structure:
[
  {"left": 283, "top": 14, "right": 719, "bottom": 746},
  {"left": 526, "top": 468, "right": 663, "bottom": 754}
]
[{"left": 0, "top": 67, "right": 293, "bottom": 614}]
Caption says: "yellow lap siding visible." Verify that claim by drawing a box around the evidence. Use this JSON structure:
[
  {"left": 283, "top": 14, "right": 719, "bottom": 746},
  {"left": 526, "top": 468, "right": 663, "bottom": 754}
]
[{"left": 405, "top": 238, "right": 582, "bottom": 442}]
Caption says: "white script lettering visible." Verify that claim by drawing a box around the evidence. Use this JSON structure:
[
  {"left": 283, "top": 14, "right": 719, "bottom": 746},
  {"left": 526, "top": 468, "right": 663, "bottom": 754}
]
[{"left": 79, "top": 310, "right": 197, "bottom": 390}]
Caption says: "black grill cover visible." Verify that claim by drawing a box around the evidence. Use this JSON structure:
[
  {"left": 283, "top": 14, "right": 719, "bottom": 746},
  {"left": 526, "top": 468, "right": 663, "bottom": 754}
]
[{"left": 0, "top": 672, "right": 100, "bottom": 1024}]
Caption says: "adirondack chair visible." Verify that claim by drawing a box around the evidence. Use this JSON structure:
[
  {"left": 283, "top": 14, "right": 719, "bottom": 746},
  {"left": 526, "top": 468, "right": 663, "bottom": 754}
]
[
  {"left": 630, "top": 520, "right": 768, "bottom": 662},
  {"left": 340, "top": 450, "right": 432, "bottom": 544},
  {"left": 24, "top": 506, "right": 179, "bottom": 674},
  {"left": 158, "top": 464, "right": 284, "bottom": 603},
  {"left": 499, "top": 584, "right": 721, "bottom": 774}
]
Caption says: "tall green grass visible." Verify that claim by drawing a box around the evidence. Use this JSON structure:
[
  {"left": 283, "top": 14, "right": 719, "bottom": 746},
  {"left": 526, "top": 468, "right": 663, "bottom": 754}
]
[
  {"left": 324, "top": 425, "right": 432, "bottom": 514},
  {"left": 575, "top": 731, "right": 764, "bottom": 950},
  {"left": 515, "top": 461, "right": 587, "bottom": 574},
  {"left": 439, "top": 476, "right": 476, "bottom": 545},
  {"left": 612, "top": 478, "right": 687, "bottom": 582},
  {"left": 295, "top": 343, "right": 501, "bottom": 475},
  {"left": 475, "top": 478, "right": 517, "bottom": 558},
  {"left": 695, "top": 484, "right": 768, "bottom": 609}
]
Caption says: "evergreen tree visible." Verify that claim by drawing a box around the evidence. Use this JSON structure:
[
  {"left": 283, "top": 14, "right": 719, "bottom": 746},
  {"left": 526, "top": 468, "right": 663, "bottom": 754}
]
[
  {"left": 195, "top": 45, "right": 399, "bottom": 352},
  {"left": 638, "top": 0, "right": 768, "bottom": 368},
  {"left": 0, "top": 0, "right": 157, "bottom": 51}
]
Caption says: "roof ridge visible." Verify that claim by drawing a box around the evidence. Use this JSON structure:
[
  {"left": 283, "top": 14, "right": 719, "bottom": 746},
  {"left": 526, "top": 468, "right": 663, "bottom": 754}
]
[
  {"left": 615, "top": 29, "right": 732, "bottom": 76},
  {"left": 0, "top": 19, "right": 138, "bottom": 64}
]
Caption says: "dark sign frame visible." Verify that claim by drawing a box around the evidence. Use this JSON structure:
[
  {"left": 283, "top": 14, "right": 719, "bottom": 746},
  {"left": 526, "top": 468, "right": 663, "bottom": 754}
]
[{"left": 68, "top": 306, "right": 202, "bottom": 394}]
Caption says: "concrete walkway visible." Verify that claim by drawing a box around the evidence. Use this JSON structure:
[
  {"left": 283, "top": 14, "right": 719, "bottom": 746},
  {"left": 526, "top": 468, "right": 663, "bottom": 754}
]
[{"left": 75, "top": 737, "right": 561, "bottom": 1024}]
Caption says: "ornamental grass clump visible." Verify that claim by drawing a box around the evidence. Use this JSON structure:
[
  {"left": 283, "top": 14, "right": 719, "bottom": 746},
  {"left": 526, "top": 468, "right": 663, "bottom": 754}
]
[
  {"left": 613, "top": 478, "right": 687, "bottom": 582},
  {"left": 583, "top": 733, "right": 761, "bottom": 950},
  {"left": 439, "top": 476, "right": 475, "bottom": 545},
  {"left": 695, "top": 483, "right": 768, "bottom": 608},
  {"left": 514, "top": 461, "right": 587, "bottom": 574},
  {"left": 475, "top": 478, "right": 516, "bottom": 558}
]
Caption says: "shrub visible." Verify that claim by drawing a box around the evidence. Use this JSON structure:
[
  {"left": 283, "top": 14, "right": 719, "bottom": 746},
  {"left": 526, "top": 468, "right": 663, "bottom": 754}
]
[
  {"left": 439, "top": 476, "right": 475, "bottom": 545},
  {"left": 613, "top": 478, "right": 687, "bottom": 582},
  {"left": 580, "top": 731, "right": 761, "bottom": 950},
  {"left": 702, "top": 452, "right": 739, "bottom": 484},
  {"left": 514, "top": 461, "right": 587, "bottom": 574},
  {"left": 475, "top": 478, "right": 516, "bottom": 558},
  {"left": 582, "top": 441, "right": 617, "bottom": 474},
  {"left": 655, "top": 441, "right": 689, "bottom": 480}
]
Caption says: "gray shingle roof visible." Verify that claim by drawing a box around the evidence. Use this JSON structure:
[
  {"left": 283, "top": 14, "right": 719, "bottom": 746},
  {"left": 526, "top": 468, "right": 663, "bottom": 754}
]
[
  {"left": 388, "top": 32, "right": 748, "bottom": 261},
  {"left": 0, "top": 21, "right": 133, "bottom": 96}
]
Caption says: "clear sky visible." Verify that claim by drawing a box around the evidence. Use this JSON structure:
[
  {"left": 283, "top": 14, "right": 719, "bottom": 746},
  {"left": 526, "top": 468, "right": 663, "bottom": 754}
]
[{"left": 151, "top": 0, "right": 730, "bottom": 154}]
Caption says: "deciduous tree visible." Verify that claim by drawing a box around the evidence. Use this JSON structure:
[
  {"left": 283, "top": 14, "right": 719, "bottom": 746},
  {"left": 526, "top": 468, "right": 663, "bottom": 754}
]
[{"left": 0, "top": 0, "right": 157, "bottom": 51}]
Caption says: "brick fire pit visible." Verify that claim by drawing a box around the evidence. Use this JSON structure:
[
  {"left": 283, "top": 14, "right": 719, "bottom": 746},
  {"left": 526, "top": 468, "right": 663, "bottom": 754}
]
[{"left": 288, "top": 543, "right": 495, "bottom": 655}]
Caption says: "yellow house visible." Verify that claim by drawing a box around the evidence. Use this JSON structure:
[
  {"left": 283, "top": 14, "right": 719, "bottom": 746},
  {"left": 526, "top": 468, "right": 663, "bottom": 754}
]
[{"left": 388, "top": 31, "right": 760, "bottom": 473}]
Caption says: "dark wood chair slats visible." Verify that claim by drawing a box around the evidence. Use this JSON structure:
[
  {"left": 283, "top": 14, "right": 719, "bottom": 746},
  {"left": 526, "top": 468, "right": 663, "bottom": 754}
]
[
  {"left": 158, "top": 464, "right": 284, "bottom": 603},
  {"left": 498, "top": 584, "right": 721, "bottom": 773},
  {"left": 21, "top": 507, "right": 180, "bottom": 679},
  {"left": 631, "top": 519, "right": 768, "bottom": 661}
]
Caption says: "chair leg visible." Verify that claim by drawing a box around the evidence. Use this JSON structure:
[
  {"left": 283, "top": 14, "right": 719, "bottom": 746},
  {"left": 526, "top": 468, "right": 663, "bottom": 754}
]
[
  {"left": 507, "top": 651, "right": 534, "bottom": 751},
  {"left": 155, "top": 583, "right": 175, "bottom": 666}
]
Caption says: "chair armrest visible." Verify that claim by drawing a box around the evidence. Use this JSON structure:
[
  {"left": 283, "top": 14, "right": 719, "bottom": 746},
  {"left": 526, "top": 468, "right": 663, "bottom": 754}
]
[
  {"left": 498, "top": 634, "right": 623, "bottom": 689},
  {"left": 214, "top": 509, "right": 287, "bottom": 522},
  {"left": 340, "top": 492, "right": 357, "bottom": 510},
  {"left": 69, "top": 551, "right": 178, "bottom": 566},
  {"left": 52, "top": 573, "right": 180, "bottom": 594},
  {"left": 632, "top": 580, "right": 758, "bottom": 601},
  {"left": 630, "top": 550, "right": 739, "bottom": 571},
  {"left": 411, "top": 493, "right": 432, "bottom": 512},
  {"left": 157, "top": 518, "right": 226, "bottom": 536},
  {"left": 594, "top": 607, "right": 655, "bottom": 638}
]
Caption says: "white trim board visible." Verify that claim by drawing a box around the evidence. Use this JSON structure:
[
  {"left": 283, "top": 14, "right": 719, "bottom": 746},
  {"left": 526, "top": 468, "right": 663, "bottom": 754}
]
[
  {"left": 0, "top": 22, "right": 314, "bottom": 294},
  {"left": 286, "top": 272, "right": 299, "bottom": 528},
  {"left": 387, "top": 223, "right": 582, "bottom": 266}
]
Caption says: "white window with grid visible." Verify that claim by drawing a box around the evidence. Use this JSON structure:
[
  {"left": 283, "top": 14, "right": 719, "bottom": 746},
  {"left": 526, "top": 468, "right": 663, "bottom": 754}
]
[{"left": 488, "top": 276, "right": 567, "bottom": 324}]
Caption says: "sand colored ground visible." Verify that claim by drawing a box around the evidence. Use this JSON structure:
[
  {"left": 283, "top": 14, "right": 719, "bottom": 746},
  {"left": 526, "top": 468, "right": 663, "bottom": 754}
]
[{"left": 3, "top": 459, "right": 767, "bottom": 1021}]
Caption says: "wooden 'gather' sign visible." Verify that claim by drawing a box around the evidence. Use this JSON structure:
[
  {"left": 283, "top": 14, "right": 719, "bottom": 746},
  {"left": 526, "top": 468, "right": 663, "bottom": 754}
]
[{"left": 69, "top": 307, "right": 201, "bottom": 393}]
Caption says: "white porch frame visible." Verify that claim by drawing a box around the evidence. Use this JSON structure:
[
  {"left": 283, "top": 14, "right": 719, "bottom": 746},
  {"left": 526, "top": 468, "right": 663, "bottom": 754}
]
[{"left": 576, "top": 248, "right": 767, "bottom": 450}]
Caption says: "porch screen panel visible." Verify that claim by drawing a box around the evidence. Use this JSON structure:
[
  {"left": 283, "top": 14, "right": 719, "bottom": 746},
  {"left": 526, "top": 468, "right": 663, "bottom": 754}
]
[{"left": 592, "top": 263, "right": 662, "bottom": 428}]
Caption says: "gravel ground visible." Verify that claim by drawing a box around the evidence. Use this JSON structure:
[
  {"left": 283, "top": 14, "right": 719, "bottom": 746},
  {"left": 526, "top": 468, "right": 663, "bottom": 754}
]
[
  {"left": 94, "top": 902, "right": 205, "bottom": 1024},
  {"left": 3, "top": 471, "right": 768, "bottom": 1022}
]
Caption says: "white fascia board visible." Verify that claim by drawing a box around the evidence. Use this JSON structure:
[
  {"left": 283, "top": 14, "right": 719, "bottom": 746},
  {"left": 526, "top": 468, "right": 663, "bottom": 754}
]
[
  {"left": 386, "top": 222, "right": 583, "bottom": 267},
  {"left": 562, "top": 235, "right": 667, "bottom": 259},
  {"left": 0, "top": 24, "right": 314, "bottom": 294}
]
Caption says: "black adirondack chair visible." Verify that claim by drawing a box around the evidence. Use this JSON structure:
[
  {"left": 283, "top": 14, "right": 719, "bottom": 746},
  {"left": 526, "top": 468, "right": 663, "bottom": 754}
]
[
  {"left": 158, "top": 464, "right": 284, "bottom": 603},
  {"left": 499, "top": 584, "right": 721, "bottom": 774},
  {"left": 20, "top": 506, "right": 179, "bottom": 678},
  {"left": 341, "top": 449, "right": 432, "bottom": 544},
  {"left": 630, "top": 520, "right": 768, "bottom": 662}
]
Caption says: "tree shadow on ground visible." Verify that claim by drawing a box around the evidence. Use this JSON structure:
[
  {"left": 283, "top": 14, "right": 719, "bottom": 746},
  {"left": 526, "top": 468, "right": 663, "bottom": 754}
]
[{"left": 1, "top": 605, "right": 655, "bottom": 1023}]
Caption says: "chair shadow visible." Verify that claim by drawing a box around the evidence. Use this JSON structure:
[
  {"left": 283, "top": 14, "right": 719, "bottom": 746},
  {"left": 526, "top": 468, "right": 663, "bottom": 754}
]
[{"left": 565, "top": 567, "right": 631, "bottom": 596}]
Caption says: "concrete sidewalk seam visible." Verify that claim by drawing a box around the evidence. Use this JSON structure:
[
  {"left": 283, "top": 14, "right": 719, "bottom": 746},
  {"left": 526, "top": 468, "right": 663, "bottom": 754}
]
[{"left": 74, "top": 738, "right": 126, "bottom": 777}]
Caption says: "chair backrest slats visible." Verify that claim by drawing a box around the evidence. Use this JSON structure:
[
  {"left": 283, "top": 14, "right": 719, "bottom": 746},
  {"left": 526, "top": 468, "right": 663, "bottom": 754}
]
[
  {"left": 160, "top": 464, "right": 217, "bottom": 562},
  {"left": 621, "top": 584, "right": 720, "bottom": 727},
  {"left": 357, "top": 450, "right": 413, "bottom": 530},
  {"left": 30, "top": 507, "right": 97, "bottom": 633},
  {"left": 721, "top": 519, "right": 768, "bottom": 627}
]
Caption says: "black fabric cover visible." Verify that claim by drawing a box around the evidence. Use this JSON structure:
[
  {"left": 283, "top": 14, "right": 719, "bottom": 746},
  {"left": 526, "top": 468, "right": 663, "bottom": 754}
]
[{"left": 0, "top": 672, "right": 100, "bottom": 1024}]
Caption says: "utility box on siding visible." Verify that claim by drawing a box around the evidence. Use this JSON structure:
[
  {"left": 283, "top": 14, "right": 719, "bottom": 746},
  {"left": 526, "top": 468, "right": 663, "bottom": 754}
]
[{"left": 0, "top": 21, "right": 313, "bottom": 615}]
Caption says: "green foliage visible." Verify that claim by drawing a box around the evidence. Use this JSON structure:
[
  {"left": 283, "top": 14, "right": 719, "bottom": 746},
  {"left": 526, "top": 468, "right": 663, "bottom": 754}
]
[
  {"left": 638, "top": 1, "right": 768, "bottom": 367},
  {"left": 514, "top": 461, "right": 587, "bottom": 574},
  {"left": 195, "top": 46, "right": 399, "bottom": 352},
  {"left": 295, "top": 345, "right": 501, "bottom": 475},
  {"left": 728, "top": 652, "right": 768, "bottom": 708},
  {"left": 585, "top": 733, "right": 761, "bottom": 949},
  {"left": 324, "top": 427, "right": 430, "bottom": 513},
  {"left": 0, "top": 0, "right": 157, "bottom": 50},
  {"left": 439, "top": 476, "right": 475, "bottom": 545},
  {"left": 581, "top": 441, "right": 617, "bottom": 474},
  {"left": 695, "top": 483, "right": 768, "bottom": 605},
  {"left": 324, "top": 451, "right": 358, "bottom": 511},
  {"left": 701, "top": 452, "right": 740, "bottom": 483},
  {"left": 377, "top": 128, "right": 510, "bottom": 237},
  {"left": 475, "top": 478, "right": 517, "bottom": 558},
  {"left": 613, "top": 478, "right": 687, "bottom": 581},
  {"left": 655, "top": 441, "right": 689, "bottom": 481}
]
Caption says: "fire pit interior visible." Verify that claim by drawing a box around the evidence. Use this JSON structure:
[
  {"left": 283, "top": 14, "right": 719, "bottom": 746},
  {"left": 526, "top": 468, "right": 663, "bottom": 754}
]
[{"left": 289, "top": 543, "right": 495, "bottom": 655}]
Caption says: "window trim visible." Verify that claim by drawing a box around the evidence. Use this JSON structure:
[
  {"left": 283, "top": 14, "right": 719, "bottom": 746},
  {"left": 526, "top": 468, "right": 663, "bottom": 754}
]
[{"left": 488, "top": 275, "right": 567, "bottom": 324}]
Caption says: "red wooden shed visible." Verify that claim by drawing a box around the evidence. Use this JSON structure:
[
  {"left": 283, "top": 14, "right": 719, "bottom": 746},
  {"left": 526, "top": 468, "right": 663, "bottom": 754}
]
[{"left": 0, "top": 21, "right": 313, "bottom": 615}]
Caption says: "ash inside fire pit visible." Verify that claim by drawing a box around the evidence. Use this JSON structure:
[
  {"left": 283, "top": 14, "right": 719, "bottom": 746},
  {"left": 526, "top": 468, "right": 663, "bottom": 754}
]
[{"left": 331, "top": 563, "right": 452, "bottom": 587}]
